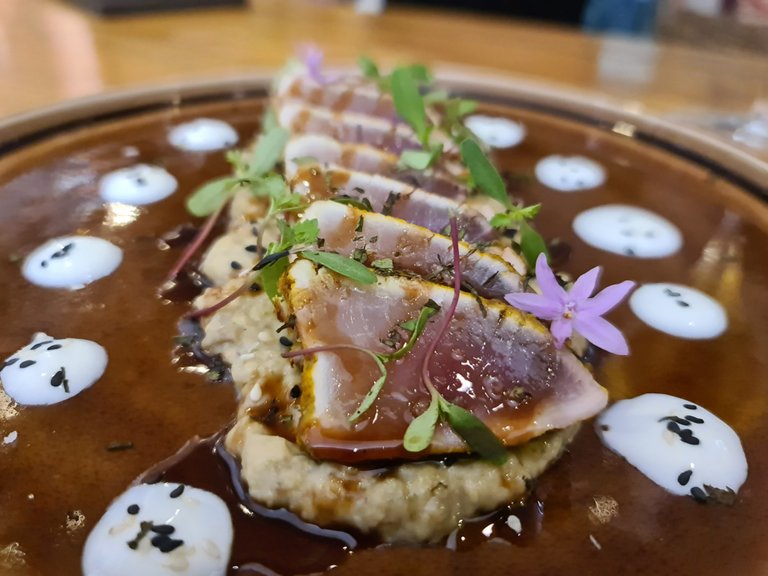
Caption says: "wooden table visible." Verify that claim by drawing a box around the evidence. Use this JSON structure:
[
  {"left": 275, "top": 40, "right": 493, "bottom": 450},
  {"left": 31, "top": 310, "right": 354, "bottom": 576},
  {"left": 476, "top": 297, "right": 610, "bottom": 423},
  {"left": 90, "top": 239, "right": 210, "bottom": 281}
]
[{"left": 1, "top": 0, "right": 767, "bottom": 125}]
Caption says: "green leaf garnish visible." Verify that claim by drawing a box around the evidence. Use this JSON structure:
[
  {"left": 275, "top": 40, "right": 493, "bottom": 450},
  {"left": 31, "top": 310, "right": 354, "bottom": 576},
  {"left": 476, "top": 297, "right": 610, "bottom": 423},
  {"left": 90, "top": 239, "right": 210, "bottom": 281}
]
[
  {"left": 460, "top": 138, "right": 511, "bottom": 210},
  {"left": 358, "top": 55, "right": 381, "bottom": 80},
  {"left": 291, "top": 155, "right": 320, "bottom": 167},
  {"left": 260, "top": 254, "right": 290, "bottom": 300},
  {"left": 260, "top": 219, "right": 320, "bottom": 299},
  {"left": 489, "top": 203, "right": 542, "bottom": 230},
  {"left": 422, "top": 90, "right": 450, "bottom": 105},
  {"left": 384, "top": 300, "right": 439, "bottom": 361},
  {"left": 444, "top": 98, "right": 477, "bottom": 126},
  {"left": 371, "top": 258, "right": 394, "bottom": 271},
  {"left": 261, "top": 106, "right": 279, "bottom": 134},
  {"left": 438, "top": 397, "right": 508, "bottom": 465},
  {"left": 246, "top": 126, "right": 290, "bottom": 176},
  {"left": 330, "top": 196, "right": 374, "bottom": 212},
  {"left": 347, "top": 353, "right": 388, "bottom": 422},
  {"left": 399, "top": 145, "right": 443, "bottom": 170},
  {"left": 391, "top": 66, "right": 430, "bottom": 146},
  {"left": 301, "top": 251, "right": 377, "bottom": 285},
  {"left": 403, "top": 388, "right": 440, "bottom": 452},
  {"left": 519, "top": 220, "right": 549, "bottom": 268},
  {"left": 186, "top": 176, "right": 241, "bottom": 217}
]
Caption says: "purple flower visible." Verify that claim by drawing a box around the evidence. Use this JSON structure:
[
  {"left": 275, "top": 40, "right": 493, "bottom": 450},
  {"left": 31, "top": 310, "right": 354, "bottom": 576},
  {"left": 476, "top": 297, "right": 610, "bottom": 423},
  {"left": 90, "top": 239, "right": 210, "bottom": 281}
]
[
  {"left": 505, "top": 254, "right": 635, "bottom": 355},
  {"left": 297, "top": 44, "right": 340, "bottom": 85}
]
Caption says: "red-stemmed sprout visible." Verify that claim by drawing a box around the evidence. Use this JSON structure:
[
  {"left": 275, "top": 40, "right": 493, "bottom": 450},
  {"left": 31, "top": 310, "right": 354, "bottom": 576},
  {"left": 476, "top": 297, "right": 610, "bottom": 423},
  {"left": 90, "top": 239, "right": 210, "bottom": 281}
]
[{"left": 165, "top": 201, "right": 227, "bottom": 285}]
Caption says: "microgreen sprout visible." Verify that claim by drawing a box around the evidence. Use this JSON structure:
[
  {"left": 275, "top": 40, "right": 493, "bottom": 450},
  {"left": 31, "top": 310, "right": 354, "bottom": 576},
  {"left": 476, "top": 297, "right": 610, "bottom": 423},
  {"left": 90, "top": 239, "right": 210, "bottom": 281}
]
[
  {"left": 403, "top": 217, "right": 508, "bottom": 465},
  {"left": 460, "top": 138, "right": 548, "bottom": 268}
]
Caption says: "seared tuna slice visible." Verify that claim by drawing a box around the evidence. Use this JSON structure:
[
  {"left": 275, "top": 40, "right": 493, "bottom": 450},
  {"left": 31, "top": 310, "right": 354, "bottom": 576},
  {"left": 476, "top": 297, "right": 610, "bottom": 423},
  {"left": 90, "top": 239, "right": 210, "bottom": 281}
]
[
  {"left": 290, "top": 164, "right": 496, "bottom": 242},
  {"left": 275, "top": 72, "right": 397, "bottom": 119},
  {"left": 284, "top": 134, "right": 470, "bottom": 200},
  {"left": 276, "top": 101, "right": 454, "bottom": 155},
  {"left": 282, "top": 260, "right": 608, "bottom": 463},
  {"left": 304, "top": 200, "right": 524, "bottom": 298}
]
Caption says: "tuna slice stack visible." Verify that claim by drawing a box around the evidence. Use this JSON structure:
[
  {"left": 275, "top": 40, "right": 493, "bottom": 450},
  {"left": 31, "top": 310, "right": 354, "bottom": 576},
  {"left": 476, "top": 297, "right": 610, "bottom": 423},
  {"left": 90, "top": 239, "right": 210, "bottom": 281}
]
[{"left": 192, "top": 59, "right": 609, "bottom": 542}]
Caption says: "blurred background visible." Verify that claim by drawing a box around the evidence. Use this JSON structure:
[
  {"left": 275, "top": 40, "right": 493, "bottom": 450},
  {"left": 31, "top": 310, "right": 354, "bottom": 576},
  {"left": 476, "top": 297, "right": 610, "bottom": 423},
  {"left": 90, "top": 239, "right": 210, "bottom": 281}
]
[{"left": 2, "top": 0, "right": 767, "bottom": 156}]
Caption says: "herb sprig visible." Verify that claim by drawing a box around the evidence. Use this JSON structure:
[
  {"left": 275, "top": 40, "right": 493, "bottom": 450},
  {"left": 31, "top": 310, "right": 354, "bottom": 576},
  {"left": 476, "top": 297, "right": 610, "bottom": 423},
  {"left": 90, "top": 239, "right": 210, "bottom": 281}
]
[
  {"left": 259, "top": 219, "right": 376, "bottom": 299},
  {"left": 460, "top": 138, "right": 548, "bottom": 268},
  {"left": 185, "top": 124, "right": 291, "bottom": 217},
  {"left": 403, "top": 217, "right": 508, "bottom": 464}
]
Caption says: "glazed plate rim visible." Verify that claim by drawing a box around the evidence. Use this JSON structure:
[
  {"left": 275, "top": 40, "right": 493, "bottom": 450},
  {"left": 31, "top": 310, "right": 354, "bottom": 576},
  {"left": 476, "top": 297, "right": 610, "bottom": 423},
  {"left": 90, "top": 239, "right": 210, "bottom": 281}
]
[{"left": 0, "top": 67, "right": 765, "bottom": 200}]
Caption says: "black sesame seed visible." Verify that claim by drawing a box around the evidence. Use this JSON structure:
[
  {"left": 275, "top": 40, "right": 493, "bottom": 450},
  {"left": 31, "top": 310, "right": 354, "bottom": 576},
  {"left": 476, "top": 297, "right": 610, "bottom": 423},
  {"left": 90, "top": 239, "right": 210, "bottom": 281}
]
[
  {"left": 676, "top": 300, "right": 690, "bottom": 308},
  {"left": 127, "top": 541, "right": 138, "bottom": 550},
  {"left": 50, "top": 368, "right": 66, "bottom": 388},
  {"left": 664, "top": 288, "right": 681, "bottom": 298},
  {"left": 677, "top": 470, "right": 693, "bottom": 486},
  {"left": 127, "top": 504, "right": 140, "bottom": 515},
  {"left": 47, "top": 344, "right": 62, "bottom": 351},
  {"left": 666, "top": 421, "right": 681, "bottom": 434},
  {"left": 31, "top": 340, "right": 53, "bottom": 351},
  {"left": 151, "top": 534, "right": 184, "bottom": 553},
  {"left": 680, "top": 435, "right": 700, "bottom": 446},
  {"left": 230, "top": 261, "right": 242, "bottom": 270},
  {"left": 683, "top": 403, "right": 698, "bottom": 410},
  {"left": 150, "top": 524, "right": 176, "bottom": 535},
  {"left": 624, "top": 247, "right": 636, "bottom": 257},
  {"left": 169, "top": 484, "right": 185, "bottom": 499},
  {"left": 41, "top": 261, "right": 48, "bottom": 268},
  {"left": 249, "top": 283, "right": 262, "bottom": 293},
  {"left": 690, "top": 486, "right": 707, "bottom": 502},
  {"left": 244, "top": 244, "right": 258, "bottom": 253},
  {"left": 599, "top": 424, "right": 610, "bottom": 432},
  {"left": 290, "top": 385, "right": 301, "bottom": 399},
  {"left": 279, "top": 336, "right": 293, "bottom": 347},
  {"left": 159, "top": 539, "right": 184, "bottom": 554},
  {"left": 51, "top": 243, "right": 74, "bottom": 259},
  {"left": 135, "top": 177, "right": 147, "bottom": 186},
  {"left": 106, "top": 441, "right": 134, "bottom": 452},
  {"left": 19, "top": 360, "right": 36, "bottom": 369},
  {"left": 685, "top": 415, "right": 704, "bottom": 424},
  {"left": 2, "top": 358, "right": 18, "bottom": 368}
]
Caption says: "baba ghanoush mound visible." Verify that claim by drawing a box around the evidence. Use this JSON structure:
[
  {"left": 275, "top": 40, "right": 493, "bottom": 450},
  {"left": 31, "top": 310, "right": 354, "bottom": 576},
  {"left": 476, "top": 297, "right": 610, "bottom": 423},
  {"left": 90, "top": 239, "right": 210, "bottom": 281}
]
[{"left": 185, "top": 55, "right": 624, "bottom": 543}]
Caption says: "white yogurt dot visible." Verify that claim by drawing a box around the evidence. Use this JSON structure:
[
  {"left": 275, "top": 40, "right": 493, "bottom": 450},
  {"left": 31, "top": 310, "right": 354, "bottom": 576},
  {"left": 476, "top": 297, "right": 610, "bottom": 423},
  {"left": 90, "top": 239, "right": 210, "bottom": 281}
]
[
  {"left": 572, "top": 204, "right": 682, "bottom": 258},
  {"left": 596, "top": 393, "right": 747, "bottom": 499},
  {"left": 630, "top": 283, "right": 727, "bottom": 339},
  {"left": 99, "top": 164, "right": 177, "bottom": 205},
  {"left": 22, "top": 236, "right": 122, "bottom": 290},
  {"left": 464, "top": 115, "right": 526, "bottom": 148},
  {"left": 535, "top": 155, "right": 606, "bottom": 192},
  {"left": 0, "top": 332, "right": 107, "bottom": 406},
  {"left": 82, "top": 483, "right": 233, "bottom": 576},
  {"left": 168, "top": 118, "right": 238, "bottom": 152}
]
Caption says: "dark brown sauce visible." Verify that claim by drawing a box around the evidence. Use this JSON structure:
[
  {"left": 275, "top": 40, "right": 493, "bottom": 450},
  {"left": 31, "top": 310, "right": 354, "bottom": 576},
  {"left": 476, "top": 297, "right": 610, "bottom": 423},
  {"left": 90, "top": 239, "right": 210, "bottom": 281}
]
[{"left": 1, "top": 96, "right": 768, "bottom": 576}]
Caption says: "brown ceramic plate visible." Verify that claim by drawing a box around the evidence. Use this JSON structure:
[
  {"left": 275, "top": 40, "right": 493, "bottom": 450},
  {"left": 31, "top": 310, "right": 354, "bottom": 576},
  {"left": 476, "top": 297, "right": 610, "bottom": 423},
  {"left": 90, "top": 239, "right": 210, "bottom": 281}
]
[{"left": 1, "top": 72, "right": 767, "bottom": 576}]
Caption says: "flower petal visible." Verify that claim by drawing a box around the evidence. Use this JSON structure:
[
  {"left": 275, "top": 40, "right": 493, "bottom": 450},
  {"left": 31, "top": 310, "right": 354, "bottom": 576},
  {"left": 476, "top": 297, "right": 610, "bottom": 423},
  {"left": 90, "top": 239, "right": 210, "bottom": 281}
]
[
  {"left": 569, "top": 265, "right": 601, "bottom": 303},
  {"left": 580, "top": 281, "right": 636, "bottom": 316},
  {"left": 534, "top": 253, "right": 567, "bottom": 304},
  {"left": 573, "top": 315, "right": 630, "bottom": 355},
  {"left": 550, "top": 318, "right": 573, "bottom": 349},
  {"left": 505, "top": 292, "right": 562, "bottom": 320}
]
